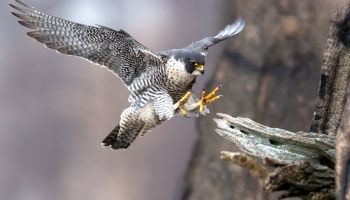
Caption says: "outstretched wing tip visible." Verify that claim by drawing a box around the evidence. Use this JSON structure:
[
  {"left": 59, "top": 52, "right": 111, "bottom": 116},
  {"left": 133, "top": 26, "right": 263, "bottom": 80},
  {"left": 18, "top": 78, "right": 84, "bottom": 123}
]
[
  {"left": 15, "top": 0, "right": 34, "bottom": 8},
  {"left": 238, "top": 15, "right": 245, "bottom": 21},
  {"left": 10, "top": 0, "right": 35, "bottom": 15},
  {"left": 9, "top": 4, "right": 23, "bottom": 13},
  {"left": 185, "top": 15, "right": 245, "bottom": 56},
  {"left": 214, "top": 15, "right": 246, "bottom": 40},
  {"left": 236, "top": 15, "right": 246, "bottom": 31}
]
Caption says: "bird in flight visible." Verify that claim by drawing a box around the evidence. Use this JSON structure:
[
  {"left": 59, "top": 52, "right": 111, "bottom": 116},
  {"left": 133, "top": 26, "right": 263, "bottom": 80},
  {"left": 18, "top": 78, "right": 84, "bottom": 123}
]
[{"left": 10, "top": 0, "right": 245, "bottom": 150}]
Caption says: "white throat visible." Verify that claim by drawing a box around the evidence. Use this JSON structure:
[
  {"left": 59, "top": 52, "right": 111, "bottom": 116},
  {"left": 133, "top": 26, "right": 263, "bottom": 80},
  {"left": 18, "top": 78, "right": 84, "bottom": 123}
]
[{"left": 166, "top": 56, "right": 196, "bottom": 87}]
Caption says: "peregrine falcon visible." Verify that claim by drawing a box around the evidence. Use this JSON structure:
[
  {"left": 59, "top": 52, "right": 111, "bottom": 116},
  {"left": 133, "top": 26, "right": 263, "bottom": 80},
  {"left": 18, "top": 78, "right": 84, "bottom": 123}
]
[{"left": 10, "top": 0, "right": 245, "bottom": 150}]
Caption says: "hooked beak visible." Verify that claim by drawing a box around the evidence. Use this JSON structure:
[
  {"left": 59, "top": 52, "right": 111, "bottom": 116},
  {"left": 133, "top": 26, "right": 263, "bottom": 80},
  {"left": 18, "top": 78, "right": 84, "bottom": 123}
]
[{"left": 196, "top": 65, "right": 205, "bottom": 75}]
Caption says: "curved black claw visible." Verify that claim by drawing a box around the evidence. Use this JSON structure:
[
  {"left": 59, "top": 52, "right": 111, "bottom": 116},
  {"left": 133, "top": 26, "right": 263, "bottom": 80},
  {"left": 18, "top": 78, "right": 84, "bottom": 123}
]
[{"left": 184, "top": 114, "right": 191, "bottom": 118}]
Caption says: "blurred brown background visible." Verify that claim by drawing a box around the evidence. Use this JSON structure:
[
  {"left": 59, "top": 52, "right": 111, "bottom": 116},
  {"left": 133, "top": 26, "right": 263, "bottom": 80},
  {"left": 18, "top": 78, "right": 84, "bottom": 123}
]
[{"left": 0, "top": 0, "right": 342, "bottom": 200}]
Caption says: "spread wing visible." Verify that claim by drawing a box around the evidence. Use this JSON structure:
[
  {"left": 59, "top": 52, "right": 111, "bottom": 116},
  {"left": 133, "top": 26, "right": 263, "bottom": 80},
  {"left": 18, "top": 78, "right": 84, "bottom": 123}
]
[
  {"left": 185, "top": 16, "right": 245, "bottom": 56},
  {"left": 10, "top": 0, "right": 163, "bottom": 86}
]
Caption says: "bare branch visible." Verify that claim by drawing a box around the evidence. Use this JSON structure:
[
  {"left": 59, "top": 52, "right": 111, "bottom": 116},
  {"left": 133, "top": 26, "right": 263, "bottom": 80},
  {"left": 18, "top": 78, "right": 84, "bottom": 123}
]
[{"left": 220, "top": 151, "right": 269, "bottom": 180}]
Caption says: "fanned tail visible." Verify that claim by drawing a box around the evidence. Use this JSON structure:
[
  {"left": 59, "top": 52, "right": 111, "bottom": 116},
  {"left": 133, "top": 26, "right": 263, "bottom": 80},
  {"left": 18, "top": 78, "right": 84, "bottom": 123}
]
[
  {"left": 101, "top": 124, "right": 121, "bottom": 149},
  {"left": 101, "top": 122, "right": 145, "bottom": 150}
]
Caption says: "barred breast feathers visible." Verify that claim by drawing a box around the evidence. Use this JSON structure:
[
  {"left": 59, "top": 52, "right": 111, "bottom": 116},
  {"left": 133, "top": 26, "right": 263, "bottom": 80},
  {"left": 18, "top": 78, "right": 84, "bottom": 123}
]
[{"left": 127, "top": 64, "right": 168, "bottom": 107}]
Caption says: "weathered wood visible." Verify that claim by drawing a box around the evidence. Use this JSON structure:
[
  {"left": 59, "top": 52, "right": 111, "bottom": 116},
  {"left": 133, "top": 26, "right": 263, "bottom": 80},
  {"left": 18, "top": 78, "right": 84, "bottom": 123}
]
[
  {"left": 214, "top": 113, "right": 336, "bottom": 168},
  {"left": 307, "top": 1, "right": 350, "bottom": 198},
  {"left": 220, "top": 152, "right": 269, "bottom": 180},
  {"left": 265, "top": 161, "right": 335, "bottom": 200},
  {"left": 310, "top": 1, "right": 350, "bottom": 136},
  {"left": 336, "top": 86, "right": 350, "bottom": 199},
  {"left": 215, "top": 113, "right": 336, "bottom": 199}
]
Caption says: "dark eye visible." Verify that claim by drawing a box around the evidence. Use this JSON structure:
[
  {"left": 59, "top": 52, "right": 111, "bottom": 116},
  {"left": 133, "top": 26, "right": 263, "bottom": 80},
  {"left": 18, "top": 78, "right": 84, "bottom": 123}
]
[{"left": 190, "top": 60, "right": 197, "bottom": 66}]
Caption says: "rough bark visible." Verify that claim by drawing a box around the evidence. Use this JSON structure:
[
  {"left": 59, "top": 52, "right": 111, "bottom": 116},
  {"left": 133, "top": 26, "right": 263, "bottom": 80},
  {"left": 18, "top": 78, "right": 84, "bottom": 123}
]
[
  {"left": 265, "top": 161, "right": 335, "bottom": 200},
  {"left": 221, "top": 152, "right": 336, "bottom": 199},
  {"left": 336, "top": 86, "right": 350, "bottom": 199},
  {"left": 310, "top": 2, "right": 350, "bottom": 136},
  {"left": 183, "top": 1, "right": 339, "bottom": 200}
]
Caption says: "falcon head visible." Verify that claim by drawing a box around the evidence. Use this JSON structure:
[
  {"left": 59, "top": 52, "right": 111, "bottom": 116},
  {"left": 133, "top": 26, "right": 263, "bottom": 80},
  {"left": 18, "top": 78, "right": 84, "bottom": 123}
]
[{"left": 173, "top": 50, "right": 205, "bottom": 75}]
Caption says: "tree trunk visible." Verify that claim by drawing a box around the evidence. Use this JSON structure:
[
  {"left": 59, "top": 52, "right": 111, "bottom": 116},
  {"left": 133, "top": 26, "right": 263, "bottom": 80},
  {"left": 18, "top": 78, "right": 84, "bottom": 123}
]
[
  {"left": 336, "top": 87, "right": 350, "bottom": 199},
  {"left": 183, "top": 1, "right": 340, "bottom": 199}
]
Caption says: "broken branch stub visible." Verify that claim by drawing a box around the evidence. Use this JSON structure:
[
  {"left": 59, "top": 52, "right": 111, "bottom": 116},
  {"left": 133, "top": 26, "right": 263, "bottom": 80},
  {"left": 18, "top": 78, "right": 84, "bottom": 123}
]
[
  {"left": 220, "top": 151, "right": 269, "bottom": 180},
  {"left": 214, "top": 113, "right": 336, "bottom": 169},
  {"left": 215, "top": 113, "right": 337, "bottom": 199}
]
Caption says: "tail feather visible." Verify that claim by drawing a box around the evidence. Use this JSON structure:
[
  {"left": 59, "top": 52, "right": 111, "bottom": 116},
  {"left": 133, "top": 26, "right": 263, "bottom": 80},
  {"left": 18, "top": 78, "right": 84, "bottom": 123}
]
[
  {"left": 101, "top": 124, "right": 121, "bottom": 149},
  {"left": 127, "top": 122, "right": 145, "bottom": 147},
  {"left": 101, "top": 106, "right": 150, "bottom": 150},
  {"left": 101, "top": 124, "right": 132, "bottom": 150},
  {"left": 101, "top": 122, "right": 145, "bottom": 150}
]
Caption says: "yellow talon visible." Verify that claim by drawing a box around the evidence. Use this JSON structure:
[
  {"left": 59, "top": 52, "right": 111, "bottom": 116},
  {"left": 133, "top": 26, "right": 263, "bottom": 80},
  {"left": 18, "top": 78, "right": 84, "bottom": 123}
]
[
  {"left": 179, "top": 91, "right": 192, "bottom": 103},
  {"left": 199, "top": 102, "right": 204, "bottom": 113},
  {"left": 176, "top": 91, "right": 192, "bottom": 116},
  {"left": 206, "top": 95, "right": 222, "bottom": 103},
  {"left": 179, "top": 107, "right": 188, "bottom": 115},
  {"left": 176, "top": 86, "right": 222, "bottom": 115},
  {"left": 205, "top": 85, "right": 221, "bottom": 100},
  {"left": 201, "top": 89, "right": 206, "bottom": 99},
  {"left": 196, "top": 85, "right": 222, "bottom": 113}
]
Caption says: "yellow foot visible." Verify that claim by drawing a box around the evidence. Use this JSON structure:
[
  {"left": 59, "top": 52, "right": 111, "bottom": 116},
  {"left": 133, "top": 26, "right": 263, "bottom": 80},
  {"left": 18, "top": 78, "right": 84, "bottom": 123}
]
[
  {"left": 196, "top": 85, "right": 223, "bottom": 113},
  {"left": 176, "top": 91, "right": 192, "bottom": 116}
]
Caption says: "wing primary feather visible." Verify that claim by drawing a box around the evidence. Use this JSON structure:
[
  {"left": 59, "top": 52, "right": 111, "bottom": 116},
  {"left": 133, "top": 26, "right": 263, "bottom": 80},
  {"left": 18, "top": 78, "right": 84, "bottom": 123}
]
[
  {"left": 185, "top": 15, "right": 245, "bottom": 56},
  {"left": 14, "top": 0, "right": 35, "bottom": 9},
  {"left": 214, "top": 16, "right": 245, "bottom": 40},
  {"left": 11, "top": 12, "right": 28, "bottom": 21},
  {"left": 11, "top": 0, "right": 164, "bottom": 87}
]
